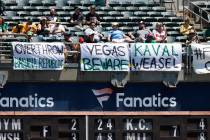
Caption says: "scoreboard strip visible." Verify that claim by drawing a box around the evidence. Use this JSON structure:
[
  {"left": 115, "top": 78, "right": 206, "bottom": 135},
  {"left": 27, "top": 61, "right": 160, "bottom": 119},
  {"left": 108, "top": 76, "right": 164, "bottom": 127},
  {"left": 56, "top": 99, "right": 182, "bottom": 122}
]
[{"left": 0, "top": 115, "right": 210, "bottom": 140}]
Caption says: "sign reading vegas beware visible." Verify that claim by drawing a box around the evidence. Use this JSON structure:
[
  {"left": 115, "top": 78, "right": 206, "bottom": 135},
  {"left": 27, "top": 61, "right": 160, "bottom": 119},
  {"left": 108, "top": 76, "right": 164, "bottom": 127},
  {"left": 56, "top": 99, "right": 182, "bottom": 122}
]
[
  {"left": 12, "top": 42, "right": 65, "bottom": 70},
  {"left": 130, "top": 43, "right": 182, "bottom": 71},
  {"left": 80, "top": 43, "right": 130, "bottom": 71}
]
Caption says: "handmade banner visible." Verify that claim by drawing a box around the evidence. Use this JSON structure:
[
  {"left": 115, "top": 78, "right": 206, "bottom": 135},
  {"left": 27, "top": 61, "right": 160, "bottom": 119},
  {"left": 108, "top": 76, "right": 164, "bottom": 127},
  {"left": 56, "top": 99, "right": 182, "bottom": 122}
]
[
  {"left": 191, "top": 43, "right": 210, "bottom": 74},
  {"left": 12, "top": 42, "right": 65, "bottom": 70},
  {"left": 130, "top": 43, "right": 182, "bottom": 71},
  {"left": 80, "top": 43, "right": 129, "bottom": 71}
]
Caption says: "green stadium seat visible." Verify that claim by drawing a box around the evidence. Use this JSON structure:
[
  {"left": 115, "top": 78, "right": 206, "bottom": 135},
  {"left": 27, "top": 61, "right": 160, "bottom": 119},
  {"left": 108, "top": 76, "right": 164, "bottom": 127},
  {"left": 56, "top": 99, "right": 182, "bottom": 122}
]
[
  {"left": 17, "top": 11, "right": 29, "bottom": 17},
  {"left": 147, "top": 11, "right": 162, "bottom": 17},
  {"left": 67, "top": 0, "right": 80, "bottom": 7},
  {"left": 125, "top": 7, "right": 139, "bottom": 11},
  {"left": 134, "top": 11, "right": 147, "bottom": 17},
  {"left": 152, "top": 7, "right": 166, "bottom": 12},
  {"left": 35, "top": 6, "right": 50, "bottom": 12},
  {"left": 121, "top": 12, "right": 133, "bottom": 17},
  {"left": 30, "top": 11, "right": 43, "bottom": 16},
  {"left": 139, "top": 7, "right": 152, "bottom": 12},
  {"left": 29, "top": 0, "right": 42, "bottom": 6},
  {"left": 108, "top": 11, "right": 121, "bottom": 16},
  {"left": 42, "top": 0, "right": 56, "bottom": 6},
  {"left": 113, "top": 7, "right": 126, "bottom": 11},
  {"left": 23, "top": 6, "right": 36, "bottom": 11}
]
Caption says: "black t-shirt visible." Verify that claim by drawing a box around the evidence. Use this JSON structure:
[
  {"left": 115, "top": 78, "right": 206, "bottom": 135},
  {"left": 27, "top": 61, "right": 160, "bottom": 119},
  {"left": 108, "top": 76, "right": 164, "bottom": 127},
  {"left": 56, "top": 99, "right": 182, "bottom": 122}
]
[
  {"left": 72, "top": 12, "right": 84, "bottom": 21},
  {"left": 86, "top": 12, "right": 100, "bottom": 22}
]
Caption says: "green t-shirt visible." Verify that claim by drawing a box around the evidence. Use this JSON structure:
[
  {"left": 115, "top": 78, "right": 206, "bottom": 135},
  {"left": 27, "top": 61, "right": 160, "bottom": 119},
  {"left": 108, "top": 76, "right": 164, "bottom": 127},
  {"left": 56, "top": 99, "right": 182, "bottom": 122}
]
[{"left": 0, "top": 23, "right": 8, "bottom": 32}]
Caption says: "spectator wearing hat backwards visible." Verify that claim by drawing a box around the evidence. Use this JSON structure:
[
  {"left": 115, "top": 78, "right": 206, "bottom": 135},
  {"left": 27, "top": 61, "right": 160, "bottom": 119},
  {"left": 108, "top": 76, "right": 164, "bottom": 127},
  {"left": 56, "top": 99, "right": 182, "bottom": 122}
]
[{"left": 108, "top": 22, "right": 134, "bottom": 43}]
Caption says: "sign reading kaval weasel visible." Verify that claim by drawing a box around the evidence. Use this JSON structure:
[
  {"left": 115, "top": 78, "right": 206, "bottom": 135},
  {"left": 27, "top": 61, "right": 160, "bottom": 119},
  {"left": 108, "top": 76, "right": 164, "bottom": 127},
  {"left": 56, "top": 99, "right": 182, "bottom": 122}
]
[
  {"left": 191, "top": 43, "right": 210, "bottom": 74},
  {"left": 130, "top": 43, "right": 182, "bottom": 71},
  {"left": 80, "top": 43, "right": 130, "bottom": 71},
  {"left": 12, "top": 42, "right": 65, "bottom": 70}
]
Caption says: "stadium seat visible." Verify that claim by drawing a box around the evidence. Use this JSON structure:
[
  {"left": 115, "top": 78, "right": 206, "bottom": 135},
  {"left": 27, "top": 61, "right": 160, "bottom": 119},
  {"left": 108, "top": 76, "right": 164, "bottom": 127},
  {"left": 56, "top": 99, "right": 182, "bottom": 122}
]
[
  {"left": 121, "top": 12, "right": 133, "bottom": 17},
  {"left": 42, "top": 0, "right": 55, "bottom": 6},
  {"left": 23, "top": 6, "right": 36, "bottom": 11},
  {"left": 125, "top": 7, "right": 139, "bottom": 11},
  {"left": 30, "top": 11, "right": 43, "bottom": 17},
  {"left": 133, "top": 11, "right": 147, "bottom": 17},
  {"left": 108, "top": 11, "right": 121, "bottom": 16},
  {"left": 147, "top": 11, "right": 162, "bottom": 17},
  {"left": 113, "top": 6, "right": 126, "bottom": 11},
  {"left": 35, "top": 6, "right": 50, "bottom": 12},
  {"left": 67, "top": 0, "right": 80, "bottom": 7},
  {"left": 17, "top": 11, "right": 29, "bottom": 17},
  {"left": 29, "top": 0, "right": 42, "bottom": 6}
]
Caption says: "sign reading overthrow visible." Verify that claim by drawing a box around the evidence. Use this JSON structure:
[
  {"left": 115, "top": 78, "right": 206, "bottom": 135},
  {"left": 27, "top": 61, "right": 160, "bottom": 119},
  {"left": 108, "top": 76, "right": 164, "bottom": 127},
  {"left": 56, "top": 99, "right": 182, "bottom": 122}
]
[
  {"left": 130, "top": 43, "right": 182, "bottom": 71},
  {"left": 81, "top": 43, "right": 130, "bottom": 71},
  {"left": 12, "top": 42, "right": 65, "bottom": 70}
]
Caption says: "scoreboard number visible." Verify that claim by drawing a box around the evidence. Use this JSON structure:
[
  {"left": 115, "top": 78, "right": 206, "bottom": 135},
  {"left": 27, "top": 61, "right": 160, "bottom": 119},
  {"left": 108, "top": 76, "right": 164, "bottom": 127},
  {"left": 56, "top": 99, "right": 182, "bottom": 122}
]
[
  {"left": 71, "top": 119, "right": 77, "bottom": 130},
  {"left": 96, "top": 119, "right": 114, "bottom": 131},
  {"left": 199, "top": 132, "right": 206, "bottom": 140},
  {"left": 71, "top": 132, "right": 77, "bottom": 140},
  {"left": 172, "top": 125, "right": 177, "bottom": 137},
  {"left": 199, "top": 119, "right": 205, "bottom": 130}
]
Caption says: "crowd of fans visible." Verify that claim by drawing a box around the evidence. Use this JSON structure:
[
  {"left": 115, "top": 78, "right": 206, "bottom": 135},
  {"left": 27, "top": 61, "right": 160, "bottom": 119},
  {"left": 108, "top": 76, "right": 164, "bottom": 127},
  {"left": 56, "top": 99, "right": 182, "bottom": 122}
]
[{"left": 0, "top": 2, "right": 208, "bottom": 45}]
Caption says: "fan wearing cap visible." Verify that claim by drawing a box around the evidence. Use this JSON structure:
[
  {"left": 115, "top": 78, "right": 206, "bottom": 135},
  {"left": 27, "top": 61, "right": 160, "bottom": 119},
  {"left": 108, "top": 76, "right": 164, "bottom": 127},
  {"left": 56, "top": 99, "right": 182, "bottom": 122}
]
[
  {"left": 108, "top": 22, "right": 134, "bottom": 43},
  {"left": 136, "top": 21, "right": 152, "bottom": 42},
  {"left": 50, "top": 19, "right": 65, "bottom": 35},
  {"left": 84, "top": 22, "right": 103, "bottom": 43},
  {"left": 86, "top": 5, "right": 100, "bottom": 25},
  {"left": 186, "top": 29, "right": 199, "bottom": 45}
]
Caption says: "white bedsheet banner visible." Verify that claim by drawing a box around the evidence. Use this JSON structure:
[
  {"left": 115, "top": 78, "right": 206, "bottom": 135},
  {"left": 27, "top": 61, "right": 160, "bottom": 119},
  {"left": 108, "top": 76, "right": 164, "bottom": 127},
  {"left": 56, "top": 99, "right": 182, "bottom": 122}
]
[
  {"left": 191, "top": 43, "right": 210, "bottom": 74},
  {"left": 130, "top": 43, "right": 182, "bottom": 71},
  {"left": 12, "top": 42, "right": 65, "bottom": 70},
  {"left": 80, "top": 43, "right": 130, "bottom": 71}
]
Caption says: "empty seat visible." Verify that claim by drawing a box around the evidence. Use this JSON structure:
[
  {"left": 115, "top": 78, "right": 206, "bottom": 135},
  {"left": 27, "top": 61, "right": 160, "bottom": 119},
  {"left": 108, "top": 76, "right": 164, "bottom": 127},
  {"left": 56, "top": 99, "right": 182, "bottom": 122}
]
[
  {"left": 139, "top": 7, "right": 152, "bottom": 12},
  {"left": 108, "top": 11, "right": 121, "bottom": 16},
  {"left": 121, "top": 12, "right": 133, "bottom": 17},
  {"left": 113, "top": 7, "right": 126, "bottom": 11},
  {"left": 67, "top": 0, "right": 80, "bottom": 6},
  {"left": 134, "top": 11, "right": 147, "bottom": 17},
  {"left": 29, "top": 0, "right": 42, "bottom": 6},
  {"left": 30, "top": 11, "right": 43, "bottom": 16},
  {"left": 57, "top": 11, "right": 70, "bottom": 17},
  {"left": 126, "top": 7, "right": 139, "bottom": 11},
  {"left": 152, "top": 7, "right": 166, "bottom": 12},
  {"left": 23, "top": 6, "right": 36, "bottom": 11},
  {"left": 17, "top": 11, "right": 29, "bottom": 16},
  {"left": 102, "top": 17, "right": 116, "bottom": 22},
  {"left": 147, "top": 11, "right": 162, "bottom": 17},
  {"left": 36, "top": 6, "right": 49, "bottom": 11},
  {"left": 42, "top": 0, "right": 56, "bottom": 6}
]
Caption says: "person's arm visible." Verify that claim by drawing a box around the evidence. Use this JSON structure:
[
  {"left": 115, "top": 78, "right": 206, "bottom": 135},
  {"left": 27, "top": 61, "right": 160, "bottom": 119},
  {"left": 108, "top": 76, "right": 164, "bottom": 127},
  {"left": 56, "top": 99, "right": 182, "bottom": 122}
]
[{"left": 108, "top": 33, "right": 111, "bottom": 42}]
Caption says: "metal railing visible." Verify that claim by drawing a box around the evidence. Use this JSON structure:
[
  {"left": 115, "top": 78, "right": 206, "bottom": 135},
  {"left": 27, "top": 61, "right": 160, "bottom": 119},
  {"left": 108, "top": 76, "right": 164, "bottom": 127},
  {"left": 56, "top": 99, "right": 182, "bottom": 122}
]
[{"left": 183, "top": 0, "right": 210, "bottom": 29}]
